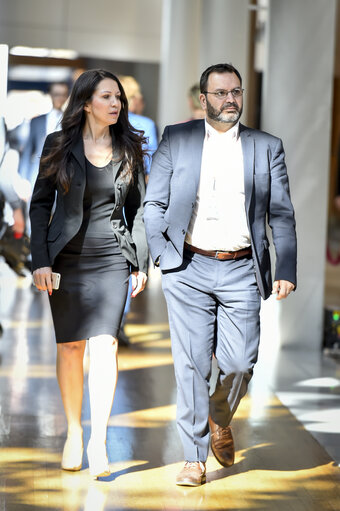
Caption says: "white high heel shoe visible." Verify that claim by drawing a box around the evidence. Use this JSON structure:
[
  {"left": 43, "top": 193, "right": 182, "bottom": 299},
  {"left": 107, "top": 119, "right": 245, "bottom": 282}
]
[
  {"left": 87, "top": 440, "right": 111, "bottom": 479},
  {"left": 61, "top": 435, "right": 83, "bottom": 471}
]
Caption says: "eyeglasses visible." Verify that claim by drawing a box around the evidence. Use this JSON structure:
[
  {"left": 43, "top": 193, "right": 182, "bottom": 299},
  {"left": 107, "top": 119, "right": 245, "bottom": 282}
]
[{"left": 203, "top": 88, "right": 244, "bottom": 99}]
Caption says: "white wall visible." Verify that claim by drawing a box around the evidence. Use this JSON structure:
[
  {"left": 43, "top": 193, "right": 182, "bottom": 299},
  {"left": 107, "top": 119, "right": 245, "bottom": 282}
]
[
  {"left": 262, "top": 0, "right": 337, "bottom": 349},
  {"left": 158, "top": 0, "right": 250, "bottom": 129},
  {"left": 199, "top": 0, "right": 250, "bottom": 123},
  {"left": 0, "top": 0, "right": 162, "bottom": 62},
  {"left": 158, "top": 0, "right": 202, "bottom": 128}
]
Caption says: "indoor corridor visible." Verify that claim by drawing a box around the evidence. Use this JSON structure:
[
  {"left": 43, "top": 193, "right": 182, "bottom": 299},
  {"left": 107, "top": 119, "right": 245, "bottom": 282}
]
[{"left": 0, "top": 262, "right": 339, "bottom": 511}]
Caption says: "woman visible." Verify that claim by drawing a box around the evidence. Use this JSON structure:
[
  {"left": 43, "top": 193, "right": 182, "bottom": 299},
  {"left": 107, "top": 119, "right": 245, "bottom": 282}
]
[{"left": 29, "top": 69, "right": 148, "bottom": 478}]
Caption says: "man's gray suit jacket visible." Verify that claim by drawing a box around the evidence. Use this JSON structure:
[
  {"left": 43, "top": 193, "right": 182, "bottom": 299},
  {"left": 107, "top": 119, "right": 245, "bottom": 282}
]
[{"left": 143, "top": 119, "right": 297, "bottom": 300}]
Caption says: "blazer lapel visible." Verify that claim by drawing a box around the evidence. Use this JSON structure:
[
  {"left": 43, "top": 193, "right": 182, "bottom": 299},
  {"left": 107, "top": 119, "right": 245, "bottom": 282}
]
[
  {"left": 240, "top": 124, "right": 255, "bottom": 214},
  {"left": 71, "top": 132, "right": 123, "bottom": 180},
  {"left": 70, "top": 135, "right": 86, "bottom": 172}
]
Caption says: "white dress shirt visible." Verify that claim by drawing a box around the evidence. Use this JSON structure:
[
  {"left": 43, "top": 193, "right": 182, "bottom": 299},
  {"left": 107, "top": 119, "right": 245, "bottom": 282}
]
[
  {"left": 185, "top": 120, "right": 251, "bottom": 251},
  {"left": 46, "top": 109, "right": 63, "bottom": 135}
]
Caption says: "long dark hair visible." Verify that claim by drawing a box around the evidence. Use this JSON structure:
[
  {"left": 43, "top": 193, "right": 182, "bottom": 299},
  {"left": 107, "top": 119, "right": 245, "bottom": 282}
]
[{"left": 41, "top": 69, "right": 147, "bottom": 192}]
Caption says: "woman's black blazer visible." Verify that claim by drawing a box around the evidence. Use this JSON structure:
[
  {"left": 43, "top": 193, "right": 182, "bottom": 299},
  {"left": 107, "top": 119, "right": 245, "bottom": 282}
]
[{"left": 29, "top": 132, "right": 149, "bottom": 274}]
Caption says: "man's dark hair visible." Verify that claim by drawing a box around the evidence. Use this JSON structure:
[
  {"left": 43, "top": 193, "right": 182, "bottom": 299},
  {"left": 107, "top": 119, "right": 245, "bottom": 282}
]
[{"left": 200, "top": 63, "right": 242, "bottom": 93}]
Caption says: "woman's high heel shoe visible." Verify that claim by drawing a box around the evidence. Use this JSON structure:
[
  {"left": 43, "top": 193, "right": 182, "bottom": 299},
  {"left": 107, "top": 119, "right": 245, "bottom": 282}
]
[
  {"left": 61, "top": 435, "right": 83, "bottom": 471},
  {"left": 87, "top": 441, "right": 111, "bottom": 479}
]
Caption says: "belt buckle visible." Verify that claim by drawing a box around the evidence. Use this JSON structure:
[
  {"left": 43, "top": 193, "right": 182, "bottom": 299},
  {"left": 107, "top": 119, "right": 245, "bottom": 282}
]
[{"left": 215, "top": 251, "right": 224, "bottom": 260}]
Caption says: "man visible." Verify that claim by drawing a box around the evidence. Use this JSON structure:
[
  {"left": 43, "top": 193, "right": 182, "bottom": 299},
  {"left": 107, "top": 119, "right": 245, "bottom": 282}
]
[
  {"left": 144, "top": 63, "right": 297, "bottom": 486},
  {"left": 19, "top": 82, "right": 69, "bottom": 188}
]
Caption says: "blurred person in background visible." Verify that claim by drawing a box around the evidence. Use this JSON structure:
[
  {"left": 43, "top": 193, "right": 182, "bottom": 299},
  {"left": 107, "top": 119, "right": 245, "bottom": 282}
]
[
  {"left": 0, "top": 118, "right": 26, "bottom": 232},
  {"left": 118, "top": 75, "right": 158, "bottom": 345},
  {"left": 19, "top": 82, "right": 70, "bottom": 189},
  {"left": 0, "top": 117, "right": 29, "bottom": 280},
  {"left": 29, "top": 69, "right": 148, "bottom": 478},
  {"left": 118, "top": 75, "right": 158, "bottom": 179},
  {"left": 187, "top": 83, "right": 205, "bottom": 121}
]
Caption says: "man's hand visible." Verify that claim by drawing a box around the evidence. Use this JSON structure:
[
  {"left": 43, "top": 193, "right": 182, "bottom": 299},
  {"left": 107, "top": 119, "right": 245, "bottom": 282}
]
[
  {"left": 272, "top": 280, "right": 295, "bottom": 300},
  {"left": 131, "top": 271, "right": 147, "bottom": 297}
]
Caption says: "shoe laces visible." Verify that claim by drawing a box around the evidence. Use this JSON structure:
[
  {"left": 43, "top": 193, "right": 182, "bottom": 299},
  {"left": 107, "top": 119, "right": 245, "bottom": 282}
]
[{"left": 184, "top": 461, "right": 205, "bottom": 471}]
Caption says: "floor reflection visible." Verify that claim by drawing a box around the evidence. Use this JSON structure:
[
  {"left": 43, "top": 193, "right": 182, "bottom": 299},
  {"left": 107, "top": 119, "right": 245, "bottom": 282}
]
[{"left": 0, "top": 261, "right": 339, "bottom": 510}]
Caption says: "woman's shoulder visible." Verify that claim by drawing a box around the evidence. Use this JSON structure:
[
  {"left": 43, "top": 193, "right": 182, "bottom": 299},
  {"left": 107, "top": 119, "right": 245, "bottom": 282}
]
[
  {"left": 42, "top": 130, "right": 63, "bottom": 154},
  {"left": 40, "top": 130, "right": 63, "bottom": 161},
  {"left": 45, "top": 130, "right": 62, "bottom": 144}
]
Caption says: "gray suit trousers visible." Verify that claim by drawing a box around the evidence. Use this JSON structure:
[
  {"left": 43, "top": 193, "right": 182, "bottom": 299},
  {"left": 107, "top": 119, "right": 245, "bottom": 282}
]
[{"left": 161, "top": 249, "right": 261, "bottom": 462}]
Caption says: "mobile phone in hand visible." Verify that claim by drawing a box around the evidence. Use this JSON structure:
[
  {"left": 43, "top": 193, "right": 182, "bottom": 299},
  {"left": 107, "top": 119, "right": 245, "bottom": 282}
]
[{"left": 51, "top": 272, "right": 61, "bottom": 290}]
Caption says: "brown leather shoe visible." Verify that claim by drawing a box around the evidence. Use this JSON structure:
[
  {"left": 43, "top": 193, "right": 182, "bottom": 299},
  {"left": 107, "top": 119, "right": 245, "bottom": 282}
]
[
  {"left": 209, "top": 415, "right": 235, "bottom": 467},
  {"left": 176, "top": 461, "right": 206, "bottom": 486}
]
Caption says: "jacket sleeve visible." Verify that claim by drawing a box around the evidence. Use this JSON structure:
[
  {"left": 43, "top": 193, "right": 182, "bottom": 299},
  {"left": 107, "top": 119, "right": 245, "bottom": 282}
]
[
  {"left": 0, "top": 149, "right": 22, "bottom": 210},
  {"left": 29, "top": 134, "right": 56, "bottom": 271},
  {"left": 268, "top": 138, "right": 297, "bottom": 286},
  {"left": 19, "top": 119, "right": 36, "bottom": 181},
  {"left": 143, "top": 119, "right": 158, "bottom": 175},
  {"left": 143, "top": 126, "right": 173, "bottom": 264},
  {"left": 124, "top": 164, "right": 149, "bottom": 274}
]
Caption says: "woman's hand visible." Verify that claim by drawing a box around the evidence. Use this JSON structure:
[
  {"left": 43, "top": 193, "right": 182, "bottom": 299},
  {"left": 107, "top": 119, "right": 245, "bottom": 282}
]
[
  {"left": 33, "top": 267, "right": 53, "bottom": 295},
  {"left": 130, "top": 271, "right": 147, "bottom": 298}
]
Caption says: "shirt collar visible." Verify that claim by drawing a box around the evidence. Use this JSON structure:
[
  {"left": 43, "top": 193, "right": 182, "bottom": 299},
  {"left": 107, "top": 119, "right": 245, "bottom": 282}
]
[
  {"left": 49, "top": 108, "right": 62, "bottom": 117},
  {"left": 205, "top": 119, "right": 240, "bottom": 141}
]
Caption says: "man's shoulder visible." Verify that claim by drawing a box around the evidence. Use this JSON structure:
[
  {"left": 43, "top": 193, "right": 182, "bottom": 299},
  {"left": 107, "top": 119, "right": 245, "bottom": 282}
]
[
  {"left": 240, "top": 124, "right": 281, "bottom": 143},
  {"left": 168, "top": 119, "right": 203, "bottom": 130},
  {"left": 31, "top": 113, "right": 47, "bottom": 126},
  {"left": 129, "top": 112, "right": 156, "bottom": 130},
  {"left": 165, "top": 119, "right": 203, "bottom": 136},
  {"left": 43, "top": 130, "right": 62, "bottom": 150},
  {"left": 30, "top": 114, "right": 47, "bottom": 138}
]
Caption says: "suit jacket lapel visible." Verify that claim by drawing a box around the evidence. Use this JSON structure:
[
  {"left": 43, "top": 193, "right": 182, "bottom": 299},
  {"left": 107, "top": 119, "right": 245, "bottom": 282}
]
[
  {"left": 70, "top": 135, "right": 86, "bottom": 171},
  {"left": 240, "top": 124, "right": 254, "bottom": 213},
  {"left": 70, "top": 133, "right": 123, "bottom": 180}
]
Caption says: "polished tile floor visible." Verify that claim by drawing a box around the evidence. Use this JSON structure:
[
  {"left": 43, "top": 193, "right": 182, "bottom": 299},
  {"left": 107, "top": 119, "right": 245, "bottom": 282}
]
[{"left": 0, "top": 261, "right": 339, "bottom": 510}]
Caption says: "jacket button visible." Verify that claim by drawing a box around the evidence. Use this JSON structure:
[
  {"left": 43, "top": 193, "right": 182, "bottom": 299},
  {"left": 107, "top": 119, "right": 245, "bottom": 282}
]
[{"left": 182, "top": 229, "right": 185, "bottom": 235}]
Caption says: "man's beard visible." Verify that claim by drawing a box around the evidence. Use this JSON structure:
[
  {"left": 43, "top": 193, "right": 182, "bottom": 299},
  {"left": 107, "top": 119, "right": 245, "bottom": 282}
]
[{"left": 206, "top": 98, "right": 242, "bottom": 124}]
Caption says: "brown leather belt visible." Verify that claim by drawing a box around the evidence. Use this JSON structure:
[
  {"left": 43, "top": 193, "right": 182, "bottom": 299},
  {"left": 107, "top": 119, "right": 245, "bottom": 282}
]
[{"left": 184, "top": 242, "right": 252, "bottom": 260}]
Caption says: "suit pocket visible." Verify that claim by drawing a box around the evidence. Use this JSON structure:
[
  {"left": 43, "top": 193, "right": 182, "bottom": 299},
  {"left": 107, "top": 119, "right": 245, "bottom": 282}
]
[{"left": 161, "top": 221, "right": 170, "bottom": 242}]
